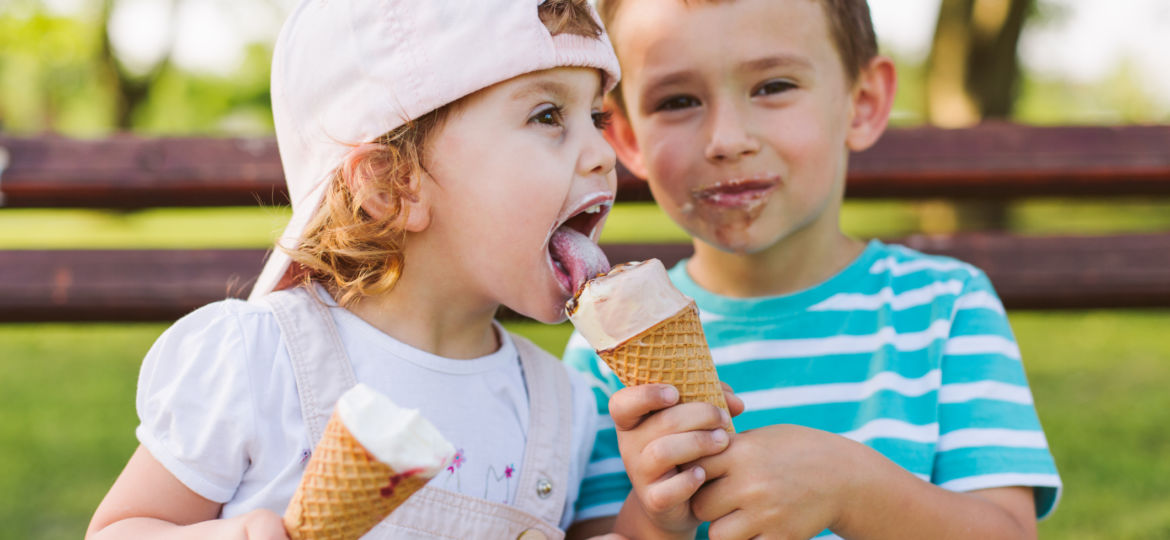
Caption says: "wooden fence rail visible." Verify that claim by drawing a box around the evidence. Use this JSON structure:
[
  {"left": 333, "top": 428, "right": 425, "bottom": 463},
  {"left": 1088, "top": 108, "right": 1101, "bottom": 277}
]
[{"left": 2, "top": 123, "right": 1169, "bottom": 321}]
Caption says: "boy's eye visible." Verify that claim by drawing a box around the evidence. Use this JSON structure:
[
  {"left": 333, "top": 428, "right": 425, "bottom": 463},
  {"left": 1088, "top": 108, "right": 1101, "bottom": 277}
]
[
  {"left": 530, "top": 105, "right": 564, "bottom": 127},
  {"left": 592, "top": 109, "right": 613, "bottom": 130},
  {"left": 753, "top": 79, "right": 797, "bottom": 96},
  {"left": 655, "top": 95, "right": 700, "bottom": 112}
]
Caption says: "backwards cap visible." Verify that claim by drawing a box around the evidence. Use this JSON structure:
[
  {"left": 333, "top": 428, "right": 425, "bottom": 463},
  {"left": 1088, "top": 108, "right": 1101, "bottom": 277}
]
[{"left": 250, "top": 0, "right": 621, "bottom": 301}]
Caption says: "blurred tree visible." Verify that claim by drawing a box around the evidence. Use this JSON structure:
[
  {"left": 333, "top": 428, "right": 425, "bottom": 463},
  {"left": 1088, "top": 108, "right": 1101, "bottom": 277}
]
[
  {"left": 98, "top": 0, "right": 177, "bottom": 129},
  {"left": 0, "top": 0, "right": 275, "bottom": 136},
  {"left": 921, "top": 0, "right": 1035, "bottom": 232},
  {"left": 927, "top": 0, "right": 1035, "bottom": 127}
]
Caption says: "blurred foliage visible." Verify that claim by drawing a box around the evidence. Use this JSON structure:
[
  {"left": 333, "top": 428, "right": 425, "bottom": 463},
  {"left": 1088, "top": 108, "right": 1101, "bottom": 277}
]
[
  {"left": 1, "top": 0, "right": 1168, "bottom": 136},
  {"left": 0, "top": 0, "right": 273, "bottom": 136}
]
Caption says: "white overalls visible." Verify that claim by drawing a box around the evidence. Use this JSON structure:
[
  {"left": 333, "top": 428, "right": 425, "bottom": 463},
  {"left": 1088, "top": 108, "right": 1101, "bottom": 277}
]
[{"left": 265, "top": 287, "right": 574, "bottom": 539}]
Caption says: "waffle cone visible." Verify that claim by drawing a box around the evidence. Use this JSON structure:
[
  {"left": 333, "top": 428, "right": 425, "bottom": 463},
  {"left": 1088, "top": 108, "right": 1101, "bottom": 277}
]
[
  {"left": 284, "top": 411, "right": 429, "bottom": 540},
  {"left": 598, "top": 302, "right": 734, "bottom": 433}
]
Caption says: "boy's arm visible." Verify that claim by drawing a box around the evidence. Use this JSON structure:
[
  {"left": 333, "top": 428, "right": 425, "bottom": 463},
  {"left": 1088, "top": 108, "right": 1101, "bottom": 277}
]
[
  {"left": 691, "top": 425, "right": 1035, "bottom": 539},
  {"left": 87, "top": 445, "right": 288, "bottom": 540}
]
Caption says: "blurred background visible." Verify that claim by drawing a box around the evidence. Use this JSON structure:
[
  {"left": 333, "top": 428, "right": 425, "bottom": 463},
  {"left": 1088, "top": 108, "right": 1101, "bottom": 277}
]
[{"left": 1, "top": 0, "right": 1168, "bottom": 538}]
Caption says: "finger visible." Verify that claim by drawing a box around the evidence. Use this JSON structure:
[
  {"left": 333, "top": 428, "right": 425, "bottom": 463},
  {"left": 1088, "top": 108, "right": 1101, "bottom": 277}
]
[
  {"left": 641, "top": 465, "right": 707, "bottom": 516},
  {"left": 242, "top": 509, "right": 289, "bottom": 540},
  {"left": 639, "top": 401, "right": 732, "bottom": 440},
  {"left": 690, "top": 431, "right": 737, "bottom": 480},
  {"left": 641, "top": 428, "right": 730, "bottom": 478},
  {"left": 609, "top": 384, "right": 679, "bottom": 431},
  {"left": 704, "top": 508, "right": 755, "bottom": 540},
  {"left": 719, "top": 381, "right": 745, "bottom": 418},
  {"left": 690, "top": 475, "right": 737, "bottom": 523}
]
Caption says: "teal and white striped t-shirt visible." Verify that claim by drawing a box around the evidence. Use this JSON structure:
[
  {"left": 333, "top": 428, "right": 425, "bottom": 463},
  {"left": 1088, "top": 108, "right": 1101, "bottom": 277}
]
[{"left": 563, "top": 240, "right": 1061, "bottom": 538}]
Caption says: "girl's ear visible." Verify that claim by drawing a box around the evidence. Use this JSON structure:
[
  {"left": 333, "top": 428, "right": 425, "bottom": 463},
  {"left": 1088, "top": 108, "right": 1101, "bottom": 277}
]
[
  {"left": 344, "top": 146, "right": 432, "bottom": 233},
  {"left": 399, "top": 172, "right": 432, "bottom": 233},
  {"left": 846, "top": 55, "right": 897, "bottom": 153},
  {"left": 602, "top": 99, "right": 650, "bottom": 180}
]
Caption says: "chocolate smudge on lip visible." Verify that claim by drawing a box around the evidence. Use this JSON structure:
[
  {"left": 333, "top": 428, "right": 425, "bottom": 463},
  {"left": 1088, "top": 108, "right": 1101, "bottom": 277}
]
[{"left": 689, "top": 179, "right": 777, "bottom": 252}]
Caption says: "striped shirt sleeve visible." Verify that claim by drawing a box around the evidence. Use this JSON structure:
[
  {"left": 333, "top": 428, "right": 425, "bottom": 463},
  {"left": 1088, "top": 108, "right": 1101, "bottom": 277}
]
[
  {"left": 935, "top": 268, "right": 1062, "bottom": 518},
  {"left": 562, "top": 332, "right": 631, "bottom": 522}
]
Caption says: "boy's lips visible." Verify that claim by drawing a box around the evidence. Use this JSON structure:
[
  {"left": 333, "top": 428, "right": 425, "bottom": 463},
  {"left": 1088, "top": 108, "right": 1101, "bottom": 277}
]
[
  {"left": 691, "top": 177, "right": 778, "bottom": 208},
  {"left": 546, "top": 193, "right": 614, "bottom": 296}
]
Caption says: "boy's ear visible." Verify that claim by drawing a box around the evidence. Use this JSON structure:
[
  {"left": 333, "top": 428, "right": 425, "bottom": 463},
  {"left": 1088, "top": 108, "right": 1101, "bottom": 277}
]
[
  {"left": 845, "top": 56, "right": 897, "bottom": 153},
  {"left": 602, "top": 99, "right": 650, "bottom": 180}
]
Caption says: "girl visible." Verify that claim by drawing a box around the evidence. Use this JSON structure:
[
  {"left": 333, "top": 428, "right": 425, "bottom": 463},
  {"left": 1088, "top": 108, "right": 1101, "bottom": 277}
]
[{"left": 86, "top": 1, "right": 712, "bottom": 538}]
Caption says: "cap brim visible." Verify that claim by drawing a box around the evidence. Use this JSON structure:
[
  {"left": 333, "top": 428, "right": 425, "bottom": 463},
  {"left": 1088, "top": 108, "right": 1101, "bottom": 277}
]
[{"left": 248, "top": 179, "right": 331, "bottom": 302}]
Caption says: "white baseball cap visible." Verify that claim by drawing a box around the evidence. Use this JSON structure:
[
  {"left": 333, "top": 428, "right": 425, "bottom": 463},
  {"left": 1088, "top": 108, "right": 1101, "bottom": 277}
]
[{"left": 249, "top": 0, "right": 621, "bottom": 301}]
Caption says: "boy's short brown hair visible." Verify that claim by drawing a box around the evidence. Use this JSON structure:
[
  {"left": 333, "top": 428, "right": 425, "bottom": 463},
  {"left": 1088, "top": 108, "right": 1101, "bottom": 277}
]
[
  {"left": 287, "top": 0, "right": 606, "bottom": 306},
  {"left": 598, "top": 0, "right": 878, "bottom": 110}
]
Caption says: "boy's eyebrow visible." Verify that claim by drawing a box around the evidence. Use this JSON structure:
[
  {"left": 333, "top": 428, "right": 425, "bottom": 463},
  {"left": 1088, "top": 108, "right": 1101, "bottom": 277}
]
[
  {"left": 641, "top": 55, "right": 813, "bottom": 96},
  {"left": 738, "top": 54, "right": 814, "bottom": 73}
]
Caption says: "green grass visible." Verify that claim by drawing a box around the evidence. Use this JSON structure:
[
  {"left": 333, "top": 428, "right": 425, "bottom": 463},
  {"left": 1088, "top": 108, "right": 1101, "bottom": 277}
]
[
  {"left": 4, "top": 312, "right": 1170, "bottom": 539},
  {"left": 2, "top": 201, "right": 1169, "bottom": 538}
]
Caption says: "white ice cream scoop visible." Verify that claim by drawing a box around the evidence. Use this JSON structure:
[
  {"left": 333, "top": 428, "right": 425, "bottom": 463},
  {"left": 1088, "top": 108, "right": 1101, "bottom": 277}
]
[
  {"left": 566, "top": 259, "right": 692, "bottom": 351},
  {"left": 336, "top": 383, "right": 454, "bottom": 474}
]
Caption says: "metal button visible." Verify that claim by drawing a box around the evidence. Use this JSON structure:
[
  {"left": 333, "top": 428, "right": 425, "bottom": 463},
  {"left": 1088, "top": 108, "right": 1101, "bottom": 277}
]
[
  {"left": 517, "top": 529, "right": 549, "bottom": 540},
  {"left": 535, "top": 478, "right": 553, "bottom": 498}
]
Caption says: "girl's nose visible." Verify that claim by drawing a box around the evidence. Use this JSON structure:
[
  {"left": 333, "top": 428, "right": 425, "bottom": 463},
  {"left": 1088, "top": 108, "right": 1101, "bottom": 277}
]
[{"left": 580, "top": 126, "right": 618, "bottom": 188}]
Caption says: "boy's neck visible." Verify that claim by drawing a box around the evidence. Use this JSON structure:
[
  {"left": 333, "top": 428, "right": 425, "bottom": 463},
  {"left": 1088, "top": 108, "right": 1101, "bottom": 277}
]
[{"left": 686, "top": 228, "right": 865, "bottom": 299}]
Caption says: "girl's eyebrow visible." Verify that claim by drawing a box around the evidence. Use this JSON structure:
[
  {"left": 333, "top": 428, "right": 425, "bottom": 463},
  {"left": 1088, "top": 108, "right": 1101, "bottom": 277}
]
[{"left": 510, "top": 79, "right": 571, "bottom": 103}]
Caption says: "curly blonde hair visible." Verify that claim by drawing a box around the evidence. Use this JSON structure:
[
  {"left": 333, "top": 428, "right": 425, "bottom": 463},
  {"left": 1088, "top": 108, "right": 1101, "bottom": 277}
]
[
  {"left": 285, "top": 0, "right": 605, "bottom": 307},
  {"left": 283, "top": 108, "right": 449, "bottom": 307}
]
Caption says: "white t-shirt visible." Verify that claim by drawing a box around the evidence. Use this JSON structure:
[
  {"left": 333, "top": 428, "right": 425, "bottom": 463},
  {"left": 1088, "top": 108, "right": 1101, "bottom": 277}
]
[{"left": 135, "top": 294, "right": 597, "bottom": 528}]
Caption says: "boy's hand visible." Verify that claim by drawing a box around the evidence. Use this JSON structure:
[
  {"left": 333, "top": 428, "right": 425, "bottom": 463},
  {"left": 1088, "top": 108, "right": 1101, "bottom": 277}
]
[
  {"left": 609, "top": 383, "right": 738, "bottom": 535},
  {"left": 689, "top": 424, "right": 865, "bottom": 539}
]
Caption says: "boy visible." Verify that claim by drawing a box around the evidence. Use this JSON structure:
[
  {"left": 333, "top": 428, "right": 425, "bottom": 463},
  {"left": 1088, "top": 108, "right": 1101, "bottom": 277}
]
[{"left": 564, "top": 0, "right": 1062, "bottom": 538}]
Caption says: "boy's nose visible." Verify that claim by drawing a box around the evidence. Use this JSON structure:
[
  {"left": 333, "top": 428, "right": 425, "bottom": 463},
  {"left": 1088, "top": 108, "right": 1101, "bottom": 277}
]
[{"left": 704, "top": 102, "right": 760, "bottom": 162}]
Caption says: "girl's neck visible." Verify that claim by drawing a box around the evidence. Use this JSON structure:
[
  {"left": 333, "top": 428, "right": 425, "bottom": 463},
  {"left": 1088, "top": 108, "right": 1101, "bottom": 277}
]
[
  {"left": 687, "top": 221, "right": 864, "bottom": 299},
  {"left": 343, "top": 275, "right": 501, "bottom": 360}
]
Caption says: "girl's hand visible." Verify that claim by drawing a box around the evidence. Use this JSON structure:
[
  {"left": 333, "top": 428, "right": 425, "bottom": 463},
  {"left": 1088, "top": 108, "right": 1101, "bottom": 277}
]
[{"left": 223, "top": 509, "right": 290, "bottom": 540}]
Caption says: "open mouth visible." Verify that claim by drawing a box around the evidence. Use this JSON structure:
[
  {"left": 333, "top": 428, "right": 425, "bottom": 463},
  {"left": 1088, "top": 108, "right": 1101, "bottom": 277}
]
[
  {"left": 547, "top": 197, "right": 612, "bottom": 295},
  {"left": 692, "top": 177, "right": 778, "bottom": 208}
]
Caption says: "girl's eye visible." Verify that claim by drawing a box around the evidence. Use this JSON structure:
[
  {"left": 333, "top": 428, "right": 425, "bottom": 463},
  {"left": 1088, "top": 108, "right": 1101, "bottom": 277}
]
[
  {"left": 530, "top": 105, "right": 564, "bottom": 127},
  {"left": 592, "top": 109, "right": 613, "bottom": 130},
  {"left": 753, "top": 79, "right": 797, "bottom": 96},
  {"left": 655, "top": 95, "right": 700, "bottom": 112}
]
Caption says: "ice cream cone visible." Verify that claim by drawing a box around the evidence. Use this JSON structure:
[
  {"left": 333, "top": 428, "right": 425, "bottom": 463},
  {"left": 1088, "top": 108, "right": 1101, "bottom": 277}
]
[
  {"left": 597, "top": 301, "right": 734, "bottom": 433},
  {"left": 568, "top": 259, "right": 733, "bottom": 433},
  {"left": 284, "top": 410, "right": 429, "bottom": 540}
]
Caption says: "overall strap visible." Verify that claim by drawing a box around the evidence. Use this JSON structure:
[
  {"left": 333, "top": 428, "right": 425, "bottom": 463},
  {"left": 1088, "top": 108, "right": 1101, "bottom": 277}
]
[
  {"left": 263, "top": 286, "right": 357, "bottom": 446},
  {"left": 510, "top": 333, "right": 573, "bottom": 526}
]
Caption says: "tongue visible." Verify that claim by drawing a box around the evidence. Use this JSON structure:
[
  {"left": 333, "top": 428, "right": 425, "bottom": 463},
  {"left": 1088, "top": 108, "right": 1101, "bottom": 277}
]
[{"left": 550, "top": 225, "right": 611, "bottom": 294}]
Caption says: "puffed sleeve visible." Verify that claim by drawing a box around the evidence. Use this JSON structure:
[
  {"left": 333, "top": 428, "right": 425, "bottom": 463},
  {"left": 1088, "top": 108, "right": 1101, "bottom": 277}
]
[{"left": 135, "top": 300, "right": 259, "bottom": 503}]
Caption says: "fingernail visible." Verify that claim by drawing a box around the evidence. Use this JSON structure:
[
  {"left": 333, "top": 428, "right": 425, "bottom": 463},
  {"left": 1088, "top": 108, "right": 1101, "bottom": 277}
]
[
  {"left": 693, "top": 466, "right": 705, "bottom": 481},
  {"left": 720, "top": 408, "right": 731, "bottom": 426},
  {"left": 712, "top": 428, "right": 728, "bottom": 445},
  {"left": 662, "top": 386, "right": 679, "bottom": 404}
]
